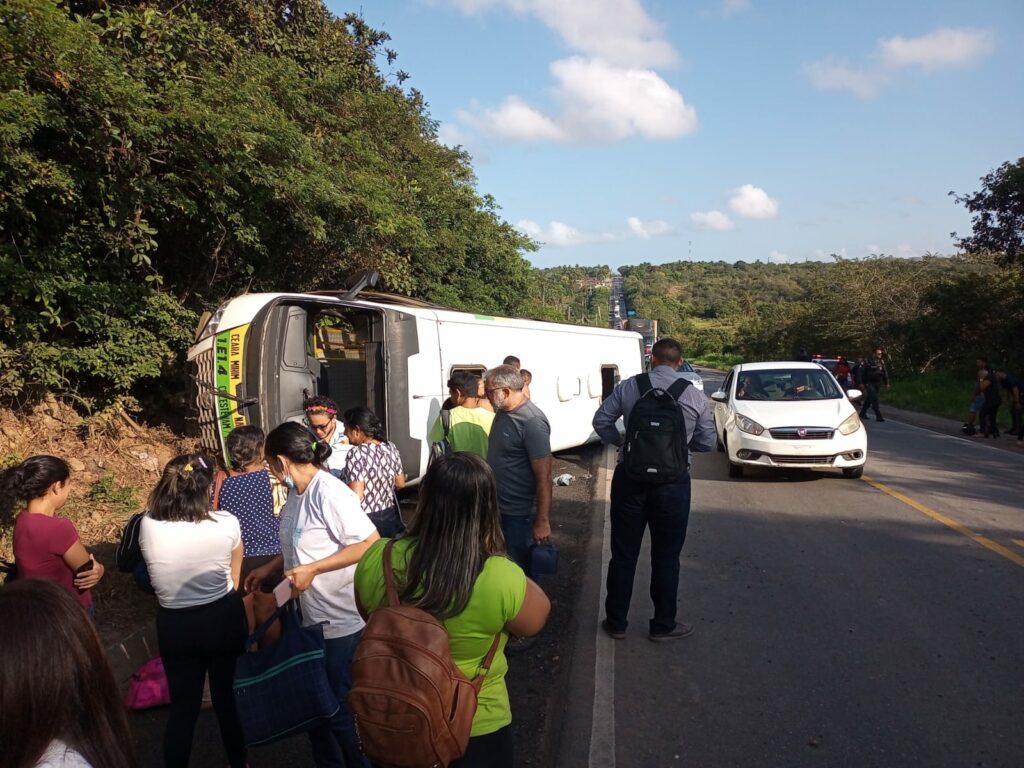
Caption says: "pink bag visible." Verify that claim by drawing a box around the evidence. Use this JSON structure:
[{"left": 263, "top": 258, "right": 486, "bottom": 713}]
[{"left": 125, "top": 656, "right": 171, "bottom": 710}]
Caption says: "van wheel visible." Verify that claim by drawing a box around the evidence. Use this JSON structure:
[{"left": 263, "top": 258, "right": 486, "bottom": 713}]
[{"left": 842, "top": 466, "right": 864, "bottom": 479}]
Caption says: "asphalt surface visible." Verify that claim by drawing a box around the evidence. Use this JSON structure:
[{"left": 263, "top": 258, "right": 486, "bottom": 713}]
[{"left": 559, "top": 371, "right": 1024, "bottom": 768}]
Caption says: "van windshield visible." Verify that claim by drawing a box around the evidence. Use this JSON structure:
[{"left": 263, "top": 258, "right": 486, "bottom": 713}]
[{"left": 736, "top": 369, "right": 842, "bottom": 401}]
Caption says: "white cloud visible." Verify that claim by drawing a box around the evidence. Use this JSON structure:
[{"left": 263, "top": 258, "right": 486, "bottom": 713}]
[
  {"left": 880, "top": 28, "right": 994, "bottom": 71},
  {"left": 690, "top": 210, "right": 735, "bottom": 231},
  {"left": 805, "top": 26, "right": 995, "bottom": 99},
  {"left": 626, "top": 217, "right": 674, "bottom": 239},
  {"left": 515, "top": 218, "right": 618, "bottom": 247},
  {"left": 446, "top": 0, "right": 678, "bottom": 68},
  {"left": 722, "top": 0, "right": 751, "bottom": 17},
  {"left": 867, "top": 243, "right": 881, "bottom": 254},
  {"left": 517, "top": 215, "right": 677, "bottom": 246},
  {"left": 551, "top": 57, "right": 697, "bottom": 141},
  {"left": 769, "top": 250, "right": 790, "bottom": 263},
  {"left": 464, "top": 57, "right": 697, "bottom": 143},
  {"left": 895, "top": 243, "right": 916, "bottom": 257},
  {"left": 728, "top": 184, "right": 779, "bottom": 220},
  {"left": 459, "top": 96, "right": 566, "bottom": 141},
  {"left": 804, "top": 62, "right": 882, "bottom": 99}
]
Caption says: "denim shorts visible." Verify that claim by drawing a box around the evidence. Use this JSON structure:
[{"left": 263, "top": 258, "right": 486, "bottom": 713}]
[{"left": 969, "top": 395, "right": 984, "bottom": 413}]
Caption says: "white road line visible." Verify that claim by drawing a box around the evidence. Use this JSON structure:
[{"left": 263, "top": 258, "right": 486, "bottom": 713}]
[
  {"left": 884, "top": 418, "right": 1024, "bottom": 458},
  {"left": 589, "top": 446, "right": 616, "bottom": 768}
]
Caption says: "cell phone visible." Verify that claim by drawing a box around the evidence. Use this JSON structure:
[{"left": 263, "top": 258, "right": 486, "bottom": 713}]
[
  {"left": 74, "top": 560, "right": 94, "bottom": 576},
  {"left": 273, "top": 578, "right": 292, "bottom": 608}
]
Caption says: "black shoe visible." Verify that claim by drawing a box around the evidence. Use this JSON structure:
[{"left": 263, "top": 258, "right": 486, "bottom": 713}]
[
  {"left": 860, "top": 413, "right": 870, "bottom": 420},
  {"left": 601, "top": 619, "right": 626, "bottom": 640},
  {"left": 876, "top": 417, "right": 885, "bottom": 422},
  {"left": 649, "top": 623, "right": 695, "bottom": 642}
]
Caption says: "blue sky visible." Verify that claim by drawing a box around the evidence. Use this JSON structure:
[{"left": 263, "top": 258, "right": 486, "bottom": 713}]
[{"left": 327, "top": 1, "right": 1024, "bottom": 268}]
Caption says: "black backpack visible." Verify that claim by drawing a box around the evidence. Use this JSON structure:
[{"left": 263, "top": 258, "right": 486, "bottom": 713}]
[{"left": 622, "top": 373, "right": 691, "bottom": 483}]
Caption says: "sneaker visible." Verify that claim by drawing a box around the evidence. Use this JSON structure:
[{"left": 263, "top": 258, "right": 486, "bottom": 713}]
[
  {"left": 649, "top": 623, "right": 695, "bottom": 642},
  {"left": 601, "top": 619, "right": 626, "bottom": 640}
]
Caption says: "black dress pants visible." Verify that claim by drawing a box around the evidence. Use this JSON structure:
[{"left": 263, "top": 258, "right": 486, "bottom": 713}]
[{"left": 157, "top": 591, "right": 248, "bottom": 768}]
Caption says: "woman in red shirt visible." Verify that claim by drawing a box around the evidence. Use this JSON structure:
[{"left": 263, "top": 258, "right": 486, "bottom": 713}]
[{"left": 1, "top": 455, "right": 105, "bottom": 615}]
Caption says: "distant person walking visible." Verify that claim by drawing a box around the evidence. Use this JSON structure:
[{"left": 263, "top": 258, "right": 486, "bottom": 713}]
[
  {"left": 857, "top": 348, "right": 889, "bottom": 422},
  {"left": 995, "top": 371, "right": 1023, "bottom": 445},
  {"left": 430, "top": 371, "right": 495, "bottom": 459},
  {"left": 592, "top": 339, "right": 715, "bottom": 641},
  {"left": 977, "top": 359, "right": 1001, "bottom": 438},
  {"left": 484, "top": 364, "right": 552, "bottom": 572},
  {"left": 834, "top": 356, "right": 852, "bottom": 389}
]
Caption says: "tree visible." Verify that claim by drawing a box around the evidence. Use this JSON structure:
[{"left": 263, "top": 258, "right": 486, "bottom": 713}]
[{"left": 951, "top": 158, "right": 1024, "bottom": 268}]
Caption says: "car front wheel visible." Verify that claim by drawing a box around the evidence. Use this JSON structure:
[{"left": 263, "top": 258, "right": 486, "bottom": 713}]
[
  {"left": 842, "top": 466, "right": 864, "bottom": 479},
  {"left": 724, "top": 434, "right": 744, "bottom": 478}
]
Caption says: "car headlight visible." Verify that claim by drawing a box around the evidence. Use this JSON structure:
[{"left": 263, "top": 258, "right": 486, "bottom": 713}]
[
  {"left": 838, "top": 412, "right": 862, "bottom": 435},
  {"left": 736, "top": 414, "right": 765, "bottom": 436}
]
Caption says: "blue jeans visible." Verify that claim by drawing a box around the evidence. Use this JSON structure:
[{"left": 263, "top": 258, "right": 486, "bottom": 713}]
[
  {"left": 501, "top": 514, "right": 534, "bottom": 572},
  {"left": 605, "top": 465, "right": 692, "bottom": 635},
  {"left": 308, "top": 630, "right": 369, "bottom": 768}
]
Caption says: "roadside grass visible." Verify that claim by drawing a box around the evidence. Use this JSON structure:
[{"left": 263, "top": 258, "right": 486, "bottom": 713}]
[
  {"left": 690, "top": 352, "right": 743, "bottom": 370},
  {"left": 887, "top": 370, "right": 1015, "bottom": 430}
]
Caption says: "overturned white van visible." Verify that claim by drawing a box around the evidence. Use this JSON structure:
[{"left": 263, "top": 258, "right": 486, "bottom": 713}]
[{"left": 186, "top": 287, "right": 643, "bottom": 482}]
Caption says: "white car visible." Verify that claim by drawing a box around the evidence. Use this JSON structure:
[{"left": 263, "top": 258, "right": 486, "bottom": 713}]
[
  {"left": 710, "top": 362, "right": 867, "bottom": 479},
  {"left": 677, "top": 360, "right": 704, "bottom": 392}
]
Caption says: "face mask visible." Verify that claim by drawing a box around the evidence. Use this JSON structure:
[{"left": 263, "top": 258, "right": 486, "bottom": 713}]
[{"left": 283, "top": 475, "right": 296, "bottom": 490}]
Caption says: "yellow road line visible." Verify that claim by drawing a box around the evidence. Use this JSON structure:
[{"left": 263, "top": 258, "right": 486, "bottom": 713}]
[
  {"left": 1013, "top": 539, "right": 1024, "bottom": 550},
  {"left": 862, "top": 475, "right": 1024, "bottom": 568}
]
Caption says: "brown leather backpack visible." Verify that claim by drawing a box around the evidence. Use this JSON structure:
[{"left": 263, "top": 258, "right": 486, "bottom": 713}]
[{"left": 348, "top": 540, "right": 500, "bottom": 768}]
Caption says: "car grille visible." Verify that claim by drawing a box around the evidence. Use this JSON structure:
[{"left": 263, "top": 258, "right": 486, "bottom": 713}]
[
  {"left": 769, "top": 427, "right": 835, "bottom": 440},
  {"left": 767, "top": 454, "right": 836, "bottom": 465},
  {"left": 189, "top": 348, "right": 221, "bottom": 456}
]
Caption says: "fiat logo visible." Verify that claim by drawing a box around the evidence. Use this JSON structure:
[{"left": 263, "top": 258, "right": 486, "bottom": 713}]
[{"left": 797, "top": 427, "right": 807, "bottom": 437}]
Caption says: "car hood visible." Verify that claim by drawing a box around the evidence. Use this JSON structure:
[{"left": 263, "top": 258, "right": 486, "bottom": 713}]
[{"left": 735, "top": 398, "right": 854, "bottom": 428}]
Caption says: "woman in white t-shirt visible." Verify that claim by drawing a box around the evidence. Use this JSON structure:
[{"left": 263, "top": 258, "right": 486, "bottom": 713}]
[
  {"left": 246, "top": 422, "right": 379, "bottom": 768},
  {"left": 140, "top": 454, "right": 247, "bottom": 768}
]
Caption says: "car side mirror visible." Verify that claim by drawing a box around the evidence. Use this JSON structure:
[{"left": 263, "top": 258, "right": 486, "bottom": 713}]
[
  {"left": 710, "top": 390, "right": 728, "bottom": 402},
  {"left": 695, "top": 368, "right": 703, "bottom": 374},
  {"left": 846, "top": 389, "right": 863, "bottom": 400}
]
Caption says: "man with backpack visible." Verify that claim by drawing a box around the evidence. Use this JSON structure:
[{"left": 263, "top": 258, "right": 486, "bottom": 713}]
[{"left": 592, "top": 338, "right": 715, "bottom": 641}]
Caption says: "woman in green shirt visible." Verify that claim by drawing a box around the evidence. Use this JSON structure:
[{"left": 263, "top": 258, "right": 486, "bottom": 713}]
[{"left": 354, "top": 452, "right": 550, "bottom": 768}]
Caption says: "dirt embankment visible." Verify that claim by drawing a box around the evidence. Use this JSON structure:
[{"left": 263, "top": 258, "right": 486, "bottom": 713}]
[{"left": 0, "top": 397, "right": 195, "bottom": 643}]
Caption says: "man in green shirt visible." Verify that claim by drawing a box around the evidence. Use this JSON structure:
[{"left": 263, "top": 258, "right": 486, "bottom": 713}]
[{"left": 429, "top": 371, "right": 495, "bottom": 459}]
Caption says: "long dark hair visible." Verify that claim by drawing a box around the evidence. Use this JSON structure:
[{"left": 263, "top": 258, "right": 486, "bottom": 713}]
[
  {"left": 226, "top": 425, "right": 265, "bottom": 470},
  {"left": 0, "top": 580, "right": 138, "bottom": 768},
  {"left": 0, "top": 455, "right": 70, "bottom": 526},
  {"left": 265, "top": 421, "right": 333, "bottom": 466},
  {"left": 147, "top": 453, "right": 215, "bottom": 523},
  {"left": 342, "top": 406, "right": 386, "bottom": 441},
  {"left": 400, "top": 453, "right": 505, "bottom": 619}
]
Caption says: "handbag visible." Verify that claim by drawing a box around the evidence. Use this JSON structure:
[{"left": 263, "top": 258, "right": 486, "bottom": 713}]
[
  {"left": 233, "top": 599, "right": 340, "bottom": 746},
  {"left": 125, "top": 656, "right": 171, "bottom": 710}
]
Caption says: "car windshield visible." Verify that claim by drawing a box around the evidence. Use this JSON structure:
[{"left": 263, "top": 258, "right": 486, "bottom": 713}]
[
  {"left": 680, "top": 361, "right": 695, "bottom": 373},
  {"left": 736, "top": 369, "right": 842, "bottom": 401}
]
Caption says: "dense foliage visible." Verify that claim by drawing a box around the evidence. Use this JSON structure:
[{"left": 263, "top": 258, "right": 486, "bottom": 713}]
[
  {"left": 952, "top": 157, "right": 1024, "bottom": 268},
  {"left": 621, "top": 256, "right": 1024, "bottom": 376},
  {"left": 0, "top": 0, "right": 534, "bottom": 406}
]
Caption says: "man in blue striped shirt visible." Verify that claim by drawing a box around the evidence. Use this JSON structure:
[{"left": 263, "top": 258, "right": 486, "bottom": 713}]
[{"left": 592, "top": 338, "right": 715, "bottom": 641}]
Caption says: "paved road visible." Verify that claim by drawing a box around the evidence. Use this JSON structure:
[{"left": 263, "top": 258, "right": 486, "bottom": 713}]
[{"left": 560, "top": 371, "right": 1024, "bottom": 768}]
